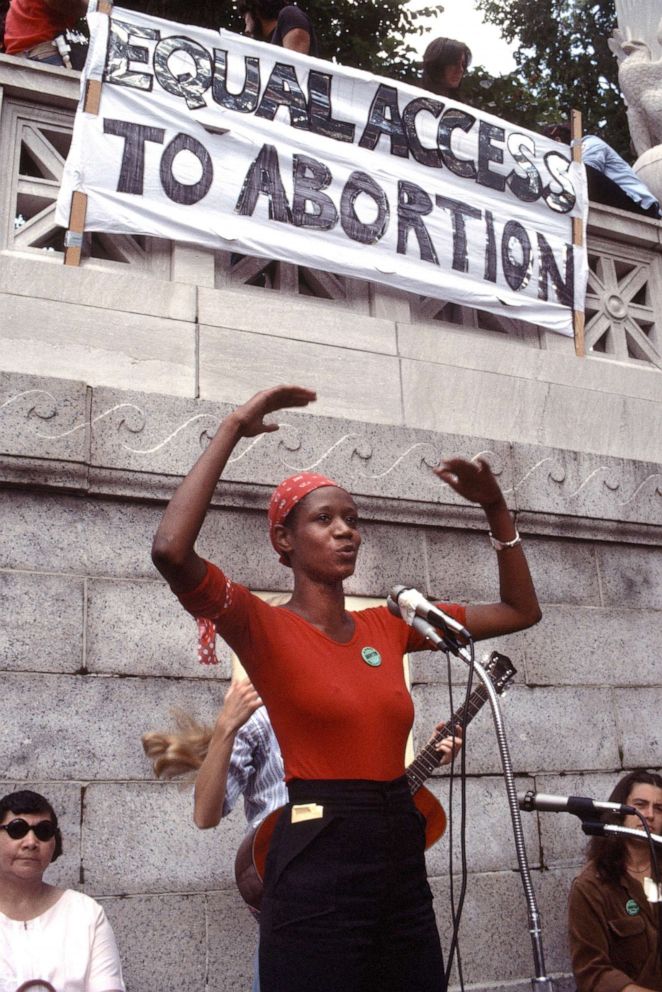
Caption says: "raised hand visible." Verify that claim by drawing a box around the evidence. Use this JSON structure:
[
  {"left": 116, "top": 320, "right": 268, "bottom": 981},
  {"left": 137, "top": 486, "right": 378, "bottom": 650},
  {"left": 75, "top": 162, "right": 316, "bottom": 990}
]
[
  {"left": 218, "top": 678, "right": 263, "bottom": 734},
  {"left": 194, "top": 678, "right": 264, "bottom": 830},
  {"left": 231, "top": 385, "right": 317, "bottom": 438},
  {"left": 152, "top": 384, "right": 317, "bottom": 592},
  {"left": 434, "top": 457, "right": 503, "bottom": 508}
]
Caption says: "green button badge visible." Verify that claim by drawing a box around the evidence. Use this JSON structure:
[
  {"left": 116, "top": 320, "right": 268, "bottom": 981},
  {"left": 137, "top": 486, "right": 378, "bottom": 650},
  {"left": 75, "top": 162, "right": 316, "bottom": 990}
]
[
  {"left": 625, "top": 899, "right": 640, "bottom": 916},
  {"left": 361, "top": 646, "right": 382, "bottom": 667}
]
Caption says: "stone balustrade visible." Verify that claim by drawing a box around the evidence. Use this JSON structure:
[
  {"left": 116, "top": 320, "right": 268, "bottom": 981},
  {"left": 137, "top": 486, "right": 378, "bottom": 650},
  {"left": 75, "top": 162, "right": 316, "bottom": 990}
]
[{"left": 2, "top": 54, "right": 661, "bottom": 372}]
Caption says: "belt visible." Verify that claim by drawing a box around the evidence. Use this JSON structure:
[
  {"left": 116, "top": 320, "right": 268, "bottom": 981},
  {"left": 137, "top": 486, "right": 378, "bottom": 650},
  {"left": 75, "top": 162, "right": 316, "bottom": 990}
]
[{"left": 287, "top": 775, "right": 412, "bottom": 809}]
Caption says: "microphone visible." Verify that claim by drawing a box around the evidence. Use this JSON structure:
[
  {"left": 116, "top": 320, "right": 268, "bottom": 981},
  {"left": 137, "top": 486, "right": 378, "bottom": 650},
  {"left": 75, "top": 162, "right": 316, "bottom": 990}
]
[
  {"left": 389, "top": 585, "right": 471, "bottom": 643},
  {"left": 518, "top": 790, "right": 636, "bottom": 818},
  {"left": 386, "top": 596, "right": 448, "bottom": 651}
]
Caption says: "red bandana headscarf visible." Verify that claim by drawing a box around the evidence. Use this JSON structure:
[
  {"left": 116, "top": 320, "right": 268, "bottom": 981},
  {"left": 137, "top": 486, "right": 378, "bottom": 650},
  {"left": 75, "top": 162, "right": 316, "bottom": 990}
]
[{"left": 268, "top": 471, "right": 339, "bottom": 566}]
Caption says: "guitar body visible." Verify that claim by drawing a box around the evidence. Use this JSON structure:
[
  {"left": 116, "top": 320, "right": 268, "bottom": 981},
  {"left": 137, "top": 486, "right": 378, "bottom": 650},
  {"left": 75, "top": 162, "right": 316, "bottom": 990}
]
[
  {"left": 414, "top": 785, "right": 447, "bottom": 848},
  {"left": 234, "top": 807, "right": 282, "bottom": 913},
  {"left": 252, "top": 807, "right": 282, "bottom": 881}
]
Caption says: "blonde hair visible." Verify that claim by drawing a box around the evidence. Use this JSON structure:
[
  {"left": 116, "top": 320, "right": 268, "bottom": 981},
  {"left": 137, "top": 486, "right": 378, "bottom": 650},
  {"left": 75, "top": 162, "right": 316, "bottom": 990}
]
[{"left": 142, "top": 710, "right": 213, "bottom": 780}]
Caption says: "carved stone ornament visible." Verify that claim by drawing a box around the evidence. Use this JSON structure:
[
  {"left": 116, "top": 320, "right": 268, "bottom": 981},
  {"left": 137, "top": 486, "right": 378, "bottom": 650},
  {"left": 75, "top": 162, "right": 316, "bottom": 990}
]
[{"left": 609, "top": 18, "right": 662, "bottom": 201}]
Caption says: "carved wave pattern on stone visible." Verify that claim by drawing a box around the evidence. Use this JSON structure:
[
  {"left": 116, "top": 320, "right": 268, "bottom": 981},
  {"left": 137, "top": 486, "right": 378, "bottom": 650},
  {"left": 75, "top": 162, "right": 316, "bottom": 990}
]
[
  {"left": 271, "top": 424, "right": 441, "bottom": 478},
  {"left": 509, "top": 456, "right": 662, "bottom": 509},
  {"left": 1, "top": 389, "right": 61, "bottom": 426},
  {"left": 1, "top": 394, "right": 660, "bottom": 514}
]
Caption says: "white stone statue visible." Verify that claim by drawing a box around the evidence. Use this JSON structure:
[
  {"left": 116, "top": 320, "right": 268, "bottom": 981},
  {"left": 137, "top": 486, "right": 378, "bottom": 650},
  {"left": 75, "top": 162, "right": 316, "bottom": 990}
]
[
  {"left": 609, "top": 15, "right": 662, "bottom": 204},
  {"left": 609, "top": 26, "right": 662, "bottom": 156}
]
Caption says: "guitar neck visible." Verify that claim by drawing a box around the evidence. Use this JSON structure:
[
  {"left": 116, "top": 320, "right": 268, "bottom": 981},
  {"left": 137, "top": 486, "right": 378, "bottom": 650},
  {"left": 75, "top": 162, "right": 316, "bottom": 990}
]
[{"left": 406, "top": 682, "right": 489, "bottom": 795}]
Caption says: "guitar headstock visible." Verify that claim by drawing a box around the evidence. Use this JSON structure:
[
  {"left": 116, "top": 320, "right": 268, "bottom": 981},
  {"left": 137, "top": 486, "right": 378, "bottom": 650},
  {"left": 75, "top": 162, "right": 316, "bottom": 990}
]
[{"left": 483, "top": 651, "right": 517, "bottom": 694}]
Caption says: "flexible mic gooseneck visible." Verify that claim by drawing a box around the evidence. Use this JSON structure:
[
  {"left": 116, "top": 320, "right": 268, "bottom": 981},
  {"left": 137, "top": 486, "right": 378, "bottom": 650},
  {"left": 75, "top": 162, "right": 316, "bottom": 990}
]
[{"left": 518, "top": 790, "right": 636, "bottom": 817}]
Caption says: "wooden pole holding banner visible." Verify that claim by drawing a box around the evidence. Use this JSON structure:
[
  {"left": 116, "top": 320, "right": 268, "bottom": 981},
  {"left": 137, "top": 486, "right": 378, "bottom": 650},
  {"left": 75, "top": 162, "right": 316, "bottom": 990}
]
[
  {"left": 570, "top": 108, "right": 586, "bottom": 357},
  {"left": 63, "top": 0, "right": 114, "bottom": 265},
  {"left": 63, "top": 191, "right": 88, "bottom": 266}
]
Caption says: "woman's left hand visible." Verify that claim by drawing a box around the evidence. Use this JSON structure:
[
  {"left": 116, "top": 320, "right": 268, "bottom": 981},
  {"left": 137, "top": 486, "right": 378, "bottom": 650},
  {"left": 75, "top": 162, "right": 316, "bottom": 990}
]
[
  {"left": 434, "top": 460, "right": 542, "bottom": 640},
  {"left": 430, "top": 724, "right": 463, "bottom": 766},
  {"left": 434, "top": 457, "right": 503, "bottom": 509}
]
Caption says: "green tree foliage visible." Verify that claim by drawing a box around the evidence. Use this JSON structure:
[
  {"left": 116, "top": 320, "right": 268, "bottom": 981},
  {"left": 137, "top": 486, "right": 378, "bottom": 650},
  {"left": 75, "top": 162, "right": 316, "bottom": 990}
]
[
  {"left": 119, "top": 0, "right": 437, "bottom": 80},
  {"left": 459, "top": 68, "right": 559, "bottom": 134},
  {"left": 473, "top": 0, "right": 630, "bottom": 157}
]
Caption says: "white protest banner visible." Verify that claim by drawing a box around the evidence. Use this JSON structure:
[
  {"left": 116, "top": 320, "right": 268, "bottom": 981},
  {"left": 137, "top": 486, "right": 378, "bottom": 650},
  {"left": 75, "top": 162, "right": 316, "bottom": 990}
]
[{"left": 56, "top": 4, "right": 588, "bottom": 335}]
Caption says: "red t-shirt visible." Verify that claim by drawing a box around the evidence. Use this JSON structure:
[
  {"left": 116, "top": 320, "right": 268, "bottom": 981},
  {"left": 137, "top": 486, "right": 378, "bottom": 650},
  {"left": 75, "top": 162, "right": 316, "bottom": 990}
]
[
  {"left": 4, "top": 0, "right": 79, "bottom": 55},
  {"left": 178, "top": 561, "right": 466, "bottom": 782}
]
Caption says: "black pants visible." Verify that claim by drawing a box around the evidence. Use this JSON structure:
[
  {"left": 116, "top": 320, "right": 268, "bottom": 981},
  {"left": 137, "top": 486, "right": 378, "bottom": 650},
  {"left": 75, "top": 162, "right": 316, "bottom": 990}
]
[
  {"left": 259, "top": 777, "right": 445, "bottom": 992},
  {"left": 586, "top": 165, "right": 660, "bottom": 218}
]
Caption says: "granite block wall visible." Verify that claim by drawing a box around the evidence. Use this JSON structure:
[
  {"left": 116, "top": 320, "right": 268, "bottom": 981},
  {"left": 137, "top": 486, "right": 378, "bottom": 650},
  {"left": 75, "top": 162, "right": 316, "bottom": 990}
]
[
  {"left": 1, "top": 370, "right": 661, "bottom": 992},
  {"left": 3, "top": 247, "right": 662, "bottom": 464}
]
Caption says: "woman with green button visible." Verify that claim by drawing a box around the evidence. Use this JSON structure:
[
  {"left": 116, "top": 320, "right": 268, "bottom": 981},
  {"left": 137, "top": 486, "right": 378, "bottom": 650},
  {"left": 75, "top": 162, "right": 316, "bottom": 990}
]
[
  {"left": 152, "top": 383, "right": 541, "bottom": 992},
  {"left": 569, "top": 770, "right": 662, "bottom": 992}
]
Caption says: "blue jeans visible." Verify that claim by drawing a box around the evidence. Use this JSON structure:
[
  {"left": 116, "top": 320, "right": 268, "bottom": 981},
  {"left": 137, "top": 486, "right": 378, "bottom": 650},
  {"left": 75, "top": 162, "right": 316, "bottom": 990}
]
[
  {"left": 259, "top": 777, "right": 445, "bottom": 992},
  {"left": 29, "top": 52, "right": 64, "bottom": 65}
]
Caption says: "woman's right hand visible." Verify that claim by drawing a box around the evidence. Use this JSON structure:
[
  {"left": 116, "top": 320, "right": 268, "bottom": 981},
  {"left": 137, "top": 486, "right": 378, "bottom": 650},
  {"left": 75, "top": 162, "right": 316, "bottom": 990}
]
[
  {"left": 216, "top": 678, "right": 263, "bottom": 735},
  {"left": 230, "top": 385, "right": 317, "bottom": 438},
  {"left": 152, "top": 385, "right": 316, "bottom": 592}
]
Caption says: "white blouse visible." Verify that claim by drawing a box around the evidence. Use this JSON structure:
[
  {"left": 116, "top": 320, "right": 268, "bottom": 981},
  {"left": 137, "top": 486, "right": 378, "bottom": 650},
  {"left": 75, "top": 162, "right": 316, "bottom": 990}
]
[{"left": 0, "top": 889, "right": 125, "bottom": 992}]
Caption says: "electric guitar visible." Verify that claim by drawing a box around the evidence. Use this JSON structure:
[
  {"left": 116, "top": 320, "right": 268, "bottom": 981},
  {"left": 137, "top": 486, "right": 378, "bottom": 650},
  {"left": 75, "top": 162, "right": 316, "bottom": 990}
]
[{"left": 234, "top": 650, "right": 516, "bottom": 912}]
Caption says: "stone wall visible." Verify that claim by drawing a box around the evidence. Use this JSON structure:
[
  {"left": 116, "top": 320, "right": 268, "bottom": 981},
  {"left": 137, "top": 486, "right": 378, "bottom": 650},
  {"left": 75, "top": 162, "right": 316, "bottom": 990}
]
[
  {"left": 1, "top": 369, "right": 661, "bottom": 992},
  {"left": 3, "top": 249, "right": 662, "bottom": 466}
]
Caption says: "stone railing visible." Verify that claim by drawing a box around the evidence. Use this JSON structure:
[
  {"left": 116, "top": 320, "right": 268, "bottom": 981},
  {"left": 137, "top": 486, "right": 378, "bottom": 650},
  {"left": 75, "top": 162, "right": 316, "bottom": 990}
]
[{"left": 1, "top": 54, "right": 661, "bottom": 371}]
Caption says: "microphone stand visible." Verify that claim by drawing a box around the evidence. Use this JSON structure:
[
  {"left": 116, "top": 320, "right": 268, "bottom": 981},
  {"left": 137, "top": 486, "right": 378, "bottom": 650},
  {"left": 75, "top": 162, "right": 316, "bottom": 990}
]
[
  {"left": 435, "top": 636, "right": 554, "bottom": 992},
  {"left": 580, "top": 822, "right": 662, "bottom": 846}
]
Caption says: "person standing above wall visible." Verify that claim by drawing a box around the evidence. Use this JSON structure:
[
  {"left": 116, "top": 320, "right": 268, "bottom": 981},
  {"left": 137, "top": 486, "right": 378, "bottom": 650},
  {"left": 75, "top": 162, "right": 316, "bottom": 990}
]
[
  {"left": 3, "top": 0, "right": 86, "bottom": 66},
  {"left": 544, "top": 123, "right": 661, "bottom": 220},
  {"left": 421, "top": 36, "right": 472, "bottom": 99},
  {"left": 237, "top": 0, "right": 317, "bottom": 56}
]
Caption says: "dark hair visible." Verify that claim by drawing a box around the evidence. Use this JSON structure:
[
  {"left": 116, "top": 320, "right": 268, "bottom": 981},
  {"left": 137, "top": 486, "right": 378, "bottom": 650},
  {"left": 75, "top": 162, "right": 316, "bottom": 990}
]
[
  {"left": 0, "top": 790, "right": 63, "bottom": 862},
  {"left": 237, "top": 0, "right": 288, "bottom": 21},
  {"left": 542, "top": 122, "right": 571, "bottom": 144},
  {"left": 422, "top": 37, "right": 472, "bottom": 96},
  {"left": 587, "top": 770, "right": 662, "bottom": 884}
]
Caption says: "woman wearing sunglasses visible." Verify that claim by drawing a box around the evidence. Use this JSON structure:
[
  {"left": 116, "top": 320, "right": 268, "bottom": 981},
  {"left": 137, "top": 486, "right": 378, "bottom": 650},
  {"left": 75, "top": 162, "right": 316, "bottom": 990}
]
[
  {"left": 152, "top": 383, "right": 541, "bottom": 992},
  {"left": 0, "top": 790, "right": 125, "bottom": 992}
]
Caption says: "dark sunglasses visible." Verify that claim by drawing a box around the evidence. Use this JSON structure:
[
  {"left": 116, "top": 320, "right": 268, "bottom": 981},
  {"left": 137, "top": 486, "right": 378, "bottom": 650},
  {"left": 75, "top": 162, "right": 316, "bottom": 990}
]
[{"left": 0, "top": 818, "right": 56, "bottom": 842}]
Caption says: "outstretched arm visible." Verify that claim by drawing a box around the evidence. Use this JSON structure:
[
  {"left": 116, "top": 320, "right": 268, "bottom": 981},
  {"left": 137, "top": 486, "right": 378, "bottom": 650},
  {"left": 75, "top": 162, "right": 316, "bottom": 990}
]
[
  {"left": 151, "top": 385, "right": 316, "bottom": 593},
  {"left": 194, "top": 679, "right": 263, "bottom": 829},
  {"left": 434, "top": 458, "right": 541, "bottom": 639}
]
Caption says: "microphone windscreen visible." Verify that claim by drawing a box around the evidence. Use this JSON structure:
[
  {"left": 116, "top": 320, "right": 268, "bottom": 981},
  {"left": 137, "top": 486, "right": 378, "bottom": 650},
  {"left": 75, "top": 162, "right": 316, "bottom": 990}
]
[{"left": 386, "top": 596, "right": 401, "bottom": 618}]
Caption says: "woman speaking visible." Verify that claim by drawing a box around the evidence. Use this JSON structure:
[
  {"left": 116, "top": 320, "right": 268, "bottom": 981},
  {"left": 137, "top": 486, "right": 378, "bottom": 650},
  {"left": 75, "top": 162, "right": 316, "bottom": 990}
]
[{"left": 151, "top": 384, "right": 541, "bottom": 992}]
